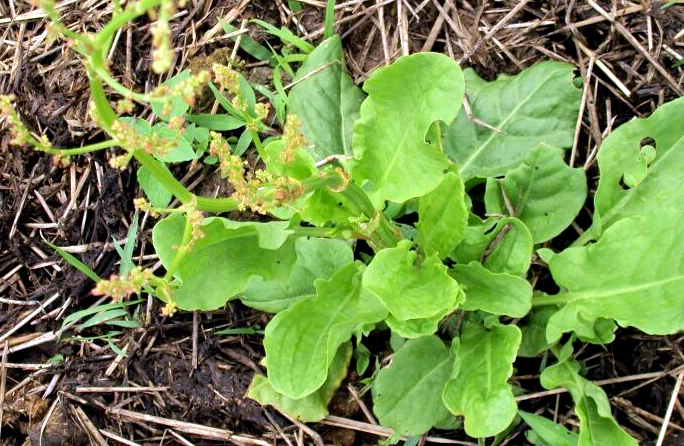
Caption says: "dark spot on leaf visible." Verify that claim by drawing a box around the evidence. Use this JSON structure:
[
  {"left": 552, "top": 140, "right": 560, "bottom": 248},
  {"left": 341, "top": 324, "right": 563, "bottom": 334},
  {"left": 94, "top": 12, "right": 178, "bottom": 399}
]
[
  {"left": 640, "top": 137, "right": 656, "bottom": 149},
  {"left": 618, "top": 175, "right": 630, "bottom": 190}
]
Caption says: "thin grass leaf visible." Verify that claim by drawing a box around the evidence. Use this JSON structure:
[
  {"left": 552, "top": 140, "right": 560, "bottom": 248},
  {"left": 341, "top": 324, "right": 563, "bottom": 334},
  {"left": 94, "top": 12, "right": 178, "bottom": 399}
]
[
  {"left": 250, "top": 19, "right": 314, "bottom": 54},
  {"left": 220, "top": 21, "right": 274, "bottom": 62},
  {"left": 76, "top": 308, "right": 130, "bottom": 330},
  {"left": 106, "top": 319, "right": 142, "bottom": 329},
  {"left": 61, "top": 300, "right": 144, "bottom": 330},
  {"left": 108, "top": 336, "right": 128, "bottom": 357},
  {"left": 324, "top": 0, "right": 336, "bottom": 39},
  {"left": 113, "top": 211, "right": 138, "bottom": 276},
  {"left": 208, "top": 82, "right": 240, "bottom": 115},
  {"left": 44, "top": 239, "right": 101, "bottom": 283}
]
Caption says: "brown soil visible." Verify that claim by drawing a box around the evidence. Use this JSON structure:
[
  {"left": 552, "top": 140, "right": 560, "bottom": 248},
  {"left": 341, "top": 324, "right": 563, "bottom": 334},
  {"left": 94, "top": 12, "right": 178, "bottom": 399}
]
[{"left": 1, "top": 1, "right": 684, "bottom": 445}]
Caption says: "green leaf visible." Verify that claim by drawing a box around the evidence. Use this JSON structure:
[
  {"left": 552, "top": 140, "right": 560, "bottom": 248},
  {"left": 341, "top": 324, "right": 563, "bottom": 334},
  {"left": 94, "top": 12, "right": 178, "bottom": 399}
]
[
  {"left": 288, "top": 36, "right": 365, "bottom": 161},
  {"left": 137, "top": 166, "right": 172, "bottom": 208},
  {"left": 539, "top": 212, "right": 684, "bottom": 343},
  {"left": 362, "top": 240, "right": 462, "bottom": 321},
  {"left": 262, "top": 140, "right": 317, "bottom": 180},
  {"left": 248, "top": 342, "right": 352, "bottom": 422},
  {"left": 114, "top": 210, "right": 139, "bottom": 276},
  {"left": 372, "top": 336, "right": 452, "bottom": 437},
  {"left": 76, "top": 308, "right": 130, "bottom": 330},
  {"left": 151, "top": 70, "right": 193, "bottom": 120},
  {"left": 583, "top": 96, "right": 684, "bottom": 241},
  {"left": 251, "top": 18, "right": 315, "bottom": 54},
  {"left": 235, "top": 129, "right": 252, "bottom": 156},
  {"left": 152, "top": 215, "right": 296, "bottom": 311},
  {"left": 443, "top": 318, "right": 521, "bottom": 438},
  {"left": 517, "top": 306, "right": 555, "bottom": 357},
  {"left": 417, "top": 171, "right": 468, "bottom": 258},
  {"left": 241, "top": 237, "right": 354, "bottom": 313},
  {"left": 484, "top": 218, "right": 533, "bottom": 276},
  {"left": 519, "top": 411, "right": 578, "bottom": 446},
  {"left": 444, "top": 61, "right": 582, "bottom": 180},
  {"left": 300, "top": 184, "right": 357, "bottom": 227},
  {"left": 60, "top": 300, "right": 142, "bottom": 331},
  {"left": 351, "top": 53, "right": 465, "bottom": 206},
  {"left": 451, "top": 262, "right": 532, "bottom": 318},
  {"left": 452, "top": 218, "right": 533, "bottom": 277},
  {"left": 384, "top": 304, "right": 454, "bottom": 339},
  {"left": 484, "top": 144, "right": 587, "bottom": 243},
  {"left": 44, "top": 239, "right": 100, "bottom": 283},
  {"left": 540, "top": 344, "right": 638, "bottom": 446},
  {"left": 186, "top": 114, "right": 245, "bottom": 131},
  {"left": 220, "top": 21, "right": 274, "bottom": 62},
  {"left": 264, "top": 263, "right": 387, "bottom": 399}
]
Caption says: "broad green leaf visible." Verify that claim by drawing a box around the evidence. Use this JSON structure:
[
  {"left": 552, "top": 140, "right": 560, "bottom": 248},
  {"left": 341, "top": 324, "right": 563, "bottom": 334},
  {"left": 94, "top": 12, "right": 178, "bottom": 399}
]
[
  {"left": 151, "top": 69, "right": 193, "bottom": 120},
  {"left": 372, "top": 336, "right": 452, "bottom": 437},
  {"left": 122, "top": 118, "right": 196, "bottom": 163},
  {"left": 540, "top": 344, "right": 638, "bottom": 446},
  {"left": 538, "top": 212, "right": 684, "bottom": 343},
  {"left": 351, "top": 53, "right": 465, "bottom": 206},
  {"left": 443, "top": 318, "right": 521, "bottom": 438},
  {"left": 444, "top": 61, "right": 582, "bottom": 180},
  {"left": 152, "top": 215, "right": 296, "bottom": 310},
  {"left": 519, "top": 411, "right": 578, "bottom": 446},
  {"left": 137, "top": 166, "right": 172, "bottom": 208},
  {"left": 186, "top": 114, "right": 245, "bottom": 131},
  {"left": 241, "top": 237, "right": 354, "bottom": 313},
  {"left": 363, "top": 240, "right": 462, "bottom": 321},
  {"left": 582, "top": 96, "right": 684, "bottom": 242},
  {"left": 385, "top": 306, "right": 451, "bottom": 339},
  {"left": 484, "top": 218, "right": 533, "bottom": 276},
  {"left": 517, "top": 306, "right": 555, "bottom": 357},
  {"left": 451, "top": 262, "right": 532, "bottom": 318},
  {"left": 153, "top": 122, "right": 197, "bottom": 163},
  {"left": 300, "top": 187, "right": 357, "bottom": 227},
  {"left": 485, "top": 144, "right": 587, "bottom": 243},
  {"left": 262, "top": 140, "right": 317, "bottom": 180},
  {"left": 452, "top": 218, "right": 532, "bottom": 277},
  {"left": 288, "top": 36, "right": 365, "bottom": 161},
  {"left": 264, "top": 263, "right": 387, "bottom": 399},
  {"left": 248, "top": 343, "right": 352, "bottom": 422},
  {"left": 417, "top": 171, "right": 468, "bottom": 258}
]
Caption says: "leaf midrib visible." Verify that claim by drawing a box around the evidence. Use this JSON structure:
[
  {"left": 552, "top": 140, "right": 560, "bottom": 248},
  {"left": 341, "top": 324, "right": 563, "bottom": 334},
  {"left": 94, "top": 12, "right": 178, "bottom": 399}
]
[
  {"left": 563, "top": 274, "right": 684, "bottom": 302},
  {"left": 458, "top": 77, "right": 553, "bottom": 176}
]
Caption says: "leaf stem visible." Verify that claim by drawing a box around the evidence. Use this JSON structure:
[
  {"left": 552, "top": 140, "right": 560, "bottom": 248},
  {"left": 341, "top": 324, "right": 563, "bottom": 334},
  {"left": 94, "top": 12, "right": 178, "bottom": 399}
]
[
  {"left": 163, "top": 214, "right": 194, "bottom": 281},
  {"left": 531, "top": 293, "right": 570, "bottom": 307}
]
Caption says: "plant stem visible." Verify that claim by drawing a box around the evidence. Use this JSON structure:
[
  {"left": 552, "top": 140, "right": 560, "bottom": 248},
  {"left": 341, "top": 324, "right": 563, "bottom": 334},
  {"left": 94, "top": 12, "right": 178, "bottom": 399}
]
[
  {"left": 44, "top": 140, "right": 118, "bottom": 156},
  {"left": 163, "top": 214, "right": 194, "bottom": 281},
  {"left": 531, "top": 293, "right": 571, "bottom": 307}
]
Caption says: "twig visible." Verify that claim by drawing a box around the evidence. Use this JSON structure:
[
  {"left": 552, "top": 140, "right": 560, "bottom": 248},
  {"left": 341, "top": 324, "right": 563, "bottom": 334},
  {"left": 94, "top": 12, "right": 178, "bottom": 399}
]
[
  {"left": 0, "top": 342, "right": 7, "bottom": 439},
  {"left": 656, "top": 371, "right": 684, "bottom": 446},
  {"left": 0, "top": 293, "right": 60, "bottom": 342},
  {"left": 586, "top": 0, "right": 683, "bottom": 95},
  {"left": 459, "top": 0, "right": 531, "bottom": 64},
  {"left": 322, "top": 415, "right": 476, "bottom": 444},
  {"left": 108, "top": 408, "right": 271, "bottom": 446}
]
